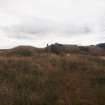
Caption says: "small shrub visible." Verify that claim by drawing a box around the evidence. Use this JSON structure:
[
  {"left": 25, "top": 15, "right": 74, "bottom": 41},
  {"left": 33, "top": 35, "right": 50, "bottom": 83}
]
[{"left": 15, "top": 50, "right": 33, "bottom": 56}]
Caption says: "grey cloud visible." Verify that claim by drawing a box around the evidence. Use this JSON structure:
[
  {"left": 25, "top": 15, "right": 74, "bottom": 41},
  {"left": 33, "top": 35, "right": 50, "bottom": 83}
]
[
  {"left": 5, "top": 17, "right": 55, "bottom": 35},
  {"left": 0, "top": 0, "right": 105, "bottom": 49},
  {"left": 2, "top": 17, "right": 96, "bottom": 39}
]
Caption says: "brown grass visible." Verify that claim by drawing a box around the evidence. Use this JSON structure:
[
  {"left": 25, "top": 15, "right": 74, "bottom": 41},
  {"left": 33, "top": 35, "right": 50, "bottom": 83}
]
[{"left": 0, "top": 53, "right": 105, "bottom": 105}]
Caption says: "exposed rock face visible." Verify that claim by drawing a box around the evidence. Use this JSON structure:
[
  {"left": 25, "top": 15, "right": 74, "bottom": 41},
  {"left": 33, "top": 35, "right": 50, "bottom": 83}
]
[
  {"left": 88, "top": 45, "right": 105, "bottom": 55},
  {"left": 96, "top": 43, "right": 105, "bottom": 49},
  {"left": 45, "top": 43, "right": 63, "bottom": 54},
  {"left": 1, "top": 42, "right": 105, "bottom": 56},
  {"left": 46, "top": 43, "right": 105, "bottom": 55},
  {"left": 45, "top": 43, "right": 80, "bottom": 54}
]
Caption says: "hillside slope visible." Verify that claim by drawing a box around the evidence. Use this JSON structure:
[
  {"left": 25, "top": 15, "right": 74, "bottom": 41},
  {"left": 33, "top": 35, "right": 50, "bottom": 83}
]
[
  {"left": 1, "top": 42, "right": 105, "bottom": 56},
  {"left": 0, "top": 53, "right": 105, "bottom": 105},
  {"left": 45, "top": 43, "right": 105, "bottom": 55},
  {"left": 2, "top": 46, "right": 44, "bottom": 56}
]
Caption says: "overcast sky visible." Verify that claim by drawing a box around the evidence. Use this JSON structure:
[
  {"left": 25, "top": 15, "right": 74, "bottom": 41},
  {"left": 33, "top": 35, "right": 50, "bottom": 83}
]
[{"left": 0, "top": 0, "right": 105, "bottom": 48}]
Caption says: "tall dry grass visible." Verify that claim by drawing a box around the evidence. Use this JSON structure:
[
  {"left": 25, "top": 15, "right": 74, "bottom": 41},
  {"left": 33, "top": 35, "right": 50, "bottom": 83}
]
[{"left": 0, "top": 53, "right": 105, "bottom": 105}]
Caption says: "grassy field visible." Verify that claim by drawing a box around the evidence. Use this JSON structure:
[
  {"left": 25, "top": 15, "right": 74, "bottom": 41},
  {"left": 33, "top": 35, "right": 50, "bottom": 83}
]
[{"left": 0, "top": 53, "right": 105, "bottom": 105}]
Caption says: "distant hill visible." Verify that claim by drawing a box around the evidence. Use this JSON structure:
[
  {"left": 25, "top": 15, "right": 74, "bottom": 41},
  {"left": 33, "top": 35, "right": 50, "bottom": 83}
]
[
  {"left": 45, "top": 43, "right": 105, "bottom": 55},
  {"left": 1, "top": 43, "right": 105, "bottom": 56},
  {"left": 45, "top": 43, "right": 80, "bottom": 54},
  {"left": 96, "top": 43, "right": 105, "bottom": 49},
  {"left": 5, "top": 45, "right": 44, "bottom": 56}
]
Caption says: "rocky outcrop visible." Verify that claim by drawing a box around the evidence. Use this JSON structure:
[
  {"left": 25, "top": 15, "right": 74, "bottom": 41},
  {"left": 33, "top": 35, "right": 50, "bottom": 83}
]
[
  {"left": 1, "top": 42, "right": 105, "bottom": 56},
  {"left": 96, "top": 43, "right": 105, "bottom": 49},
  {"left": 45, "top": 43, "right": 80, "bottom": 54},
  {"left": 46, "top": 43, "right": 105, "bottom": 55}
]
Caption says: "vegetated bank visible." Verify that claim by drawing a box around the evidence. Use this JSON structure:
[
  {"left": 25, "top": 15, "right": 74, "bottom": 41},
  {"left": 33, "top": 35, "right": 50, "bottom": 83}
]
[{"left": 0, "top": 51, "right": 105, "bottom": 105}]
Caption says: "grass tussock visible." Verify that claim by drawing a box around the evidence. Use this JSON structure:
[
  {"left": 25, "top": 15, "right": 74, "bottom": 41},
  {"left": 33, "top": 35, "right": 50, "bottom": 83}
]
[{"left": 0, "top": 53, "right": 105, "bottom": 105}]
